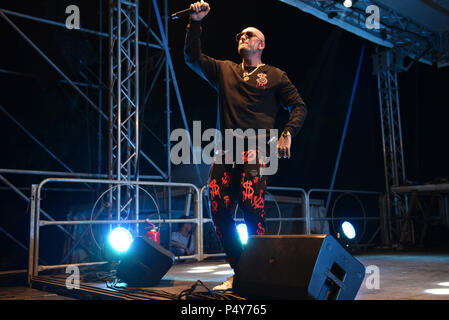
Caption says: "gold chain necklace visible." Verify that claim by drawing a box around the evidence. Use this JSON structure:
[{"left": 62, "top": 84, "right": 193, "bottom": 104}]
[{"left": 241, "top": 63, "right": 265, "bottom": 81}]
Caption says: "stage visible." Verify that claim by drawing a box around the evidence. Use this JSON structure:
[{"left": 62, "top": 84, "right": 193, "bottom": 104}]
[{"left": 2, "top": 251, "right": 449, "bottom": 300}]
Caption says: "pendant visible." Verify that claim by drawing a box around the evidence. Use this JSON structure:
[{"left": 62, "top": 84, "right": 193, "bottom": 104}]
[{"left": 243, "top": 76, "right": 250, "bottom": 81}]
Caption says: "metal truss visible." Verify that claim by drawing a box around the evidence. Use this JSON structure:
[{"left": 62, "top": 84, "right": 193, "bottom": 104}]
[
  {"left": 281, "top": 0, "right": 448, "bottom": 245},
  {"left": 105, "top": 0, "right": 204, "bottom": 235},
  {"left": 373, "top": 49, "right": 408, "bottom": 244},
  {"left": 0, "top": 0, "right": 204, "bottom": 269},
  {"left": 108, "top": 0, "right": 140, "bottom": 227},
  {"left": 280, "top": 0, "right": 449, "bottom": 68}
]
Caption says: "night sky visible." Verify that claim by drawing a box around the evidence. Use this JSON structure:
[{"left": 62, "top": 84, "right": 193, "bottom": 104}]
[{"left": 1, "top": 0, "right": 448, "bottom": 268}]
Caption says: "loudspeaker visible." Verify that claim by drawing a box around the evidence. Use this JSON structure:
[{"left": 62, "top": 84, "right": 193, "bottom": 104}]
[
  {"left": 233, "top": 235, "right": 365, "bottom": 300},
  {"left": 117, "top": 236, "right": 174, "bottom": 287}
]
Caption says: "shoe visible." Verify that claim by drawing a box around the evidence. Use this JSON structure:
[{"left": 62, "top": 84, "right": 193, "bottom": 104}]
[{"left": 212, "top": 276, "right": 234, "bottom": 291}]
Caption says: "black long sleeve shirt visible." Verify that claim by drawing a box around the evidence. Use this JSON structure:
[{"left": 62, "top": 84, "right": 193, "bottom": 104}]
[{"left": 184, "top": 20, "right": 307, "bottom": 138}]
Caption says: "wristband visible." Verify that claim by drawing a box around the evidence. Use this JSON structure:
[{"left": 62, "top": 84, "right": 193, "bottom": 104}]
[{"left": 282, "top": 130, "right": 291, "bottom": 138}]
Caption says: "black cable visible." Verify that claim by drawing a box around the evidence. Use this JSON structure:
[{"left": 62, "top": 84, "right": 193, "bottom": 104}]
[
  {"left": 106, "top": 279, "right": 179, "bottom": 299},
  {"left": 83, "top": 266, "right": 246, "bottom": 300},
  {"left": 107, "top": 278, "right": 246, "bottom": 300},
  {"left": 178, "top": 280, "right": 246, "bottom": 301},
  {"left": 82, "top": 270, "right": 117, "bottom": 283}
]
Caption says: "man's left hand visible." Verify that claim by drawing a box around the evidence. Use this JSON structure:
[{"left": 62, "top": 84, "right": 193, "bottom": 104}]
[{"left": 277, "top": 133, "right": 291, "bottom": 159}]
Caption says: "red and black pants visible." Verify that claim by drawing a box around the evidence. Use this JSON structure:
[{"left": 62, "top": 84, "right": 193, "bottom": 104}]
[{"left": 208, "top": 150, "right": 267, "bottom": 269}]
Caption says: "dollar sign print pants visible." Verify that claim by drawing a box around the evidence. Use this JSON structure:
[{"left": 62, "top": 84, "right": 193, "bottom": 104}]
[{"left": 208, "top": 150, "right": 267, "bottom": 269}]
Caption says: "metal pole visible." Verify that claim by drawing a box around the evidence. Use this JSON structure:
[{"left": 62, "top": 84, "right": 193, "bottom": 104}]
[
  {"left": 392, "top": 71, "right": 409, "bottom": 217},
  {"left": 0, "top": 8, "right": 108, "bottom": 37},
  {"left": 108, "top": 0, "right": 115, "bottom": 224},
  {"left": 325, "top": 45, "right": 366, "bottom": 212},
  {"left": 143, "top": 54, "right": 166, "bottom": 106},
  {"left": 138, "top": 15, "right": 163, "bottom": 48},
  {"left": 116, "top": 0, "right": 122, "bottom": 222},
  {"left": 0, "top": 8, "right": 161, "bottom": 48},
  {"left": 198, "top": 186, "right": 204, "bottom": 260},
  {"left": 30, "top": 185, "right": 39, "bottom": 280},
  {"left": 184, "top": 190, "right": 193, "bottom": 217},
  {"left": 193, "top": 189, "right": 200, "bottom": 261},
  {"left": 98, "top": 0, "right": 103, "bottom": 178},
  {"left": 305, "top": 190, "right": 311, "bottom": 234},
  {"left": 0, "top": 169, "right": 104, "bottom": 178},
  {"left": 377, "top": 68, "right": 393, "bottom": 243},
  {"left": 164, "top": 0, "right": 173, "bottom": 252},
  {"left": 125, "top": 3, "right": 132, "bottom": 227},
  {"left": 134, "top": 0, "right": 140, "bottom": 234},
  {"left": 28, "top": 185, "right": 37, "bottom": 283}
]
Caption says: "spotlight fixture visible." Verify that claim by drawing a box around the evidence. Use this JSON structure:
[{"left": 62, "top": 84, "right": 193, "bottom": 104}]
[
  {"left": 108, "top": 227, "right": 133, "bottom": 253},
  {"left": 236, "top": 223, "right": 249, "bottom": 245},
  {"left": 343, "top": 0, "right": 353, "bottom": 8},
  {"left": 341, "top": 221, "right": 356, "bottom": 240}
]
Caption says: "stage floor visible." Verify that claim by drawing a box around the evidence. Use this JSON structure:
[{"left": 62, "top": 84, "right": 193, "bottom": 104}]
[
  {"left": 354, "top": 251, "right": 449, "bottom": 300},
  {"left": 167, "top": 251, "right": 449, "bottom": 300},
  {"left": 2, "top": 251, "right": 449, "bottom": 300}
]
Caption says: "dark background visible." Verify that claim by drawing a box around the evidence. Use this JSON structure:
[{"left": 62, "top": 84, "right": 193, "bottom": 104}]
[{"left": 1, "top": 0, "right": 448, "bottom": 269}]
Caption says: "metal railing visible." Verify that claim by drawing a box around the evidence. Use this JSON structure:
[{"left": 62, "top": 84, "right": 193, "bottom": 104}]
[
  {"left": 307, "top": 188, "right": 382, "bottom": 244},
  {"left": 28, "top": 178, "right": 203, "bottom": 283},
  {"left": 27, "top": 177, "right": 383, "bottom": 284}
]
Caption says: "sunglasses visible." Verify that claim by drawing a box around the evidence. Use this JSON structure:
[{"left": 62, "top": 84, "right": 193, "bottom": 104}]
[{"left": 235, "top": 31, "right": 260, "bottom": 43}]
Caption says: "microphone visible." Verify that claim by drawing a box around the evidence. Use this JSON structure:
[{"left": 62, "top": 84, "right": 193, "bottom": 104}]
[{"left": 170, "top": 5, "right": 207, "bottom": 20}]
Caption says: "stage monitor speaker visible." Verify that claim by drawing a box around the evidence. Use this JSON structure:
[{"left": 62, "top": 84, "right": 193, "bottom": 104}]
[
  {"left": 233, "top": 234, "right": 365, "bottom": 300},
  {"left": 117, "top": 236, "right": 174, "bottom": 287}
]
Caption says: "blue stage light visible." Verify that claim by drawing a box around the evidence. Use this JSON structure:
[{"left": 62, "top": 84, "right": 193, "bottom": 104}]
[
  {"left": 341, "top": 221, "right": 356, "bottom": 240},
  {"left": 236, "top": 223, "right": 248, "bottom": 245},
  {"left": 343, "top": 0, "right": 353, "bottom": 8},
  {"left": 108, "top": 227, "right": 133, "bottom": 253}
]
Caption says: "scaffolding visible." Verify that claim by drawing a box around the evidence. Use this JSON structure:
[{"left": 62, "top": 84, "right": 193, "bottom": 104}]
[
  {"left": 280, "top": 0, "right": 449, "bottom": 245},
  {"left": 0, "top": 0, "right": 194, "bottom": 269},
  {"left": 372, "top": 49, "right": 408, "bottom": 245},
  {"left": 108, "top": 0, "right": 141, "bottom": 230}
]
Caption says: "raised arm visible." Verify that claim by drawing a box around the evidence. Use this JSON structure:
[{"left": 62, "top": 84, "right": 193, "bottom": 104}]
[{"left": 184, "top": 1, "right": 220, "bottom": 89}]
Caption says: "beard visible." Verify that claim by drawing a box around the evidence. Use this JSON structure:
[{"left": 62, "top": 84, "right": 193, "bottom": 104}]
[
  {"left": 238, "top": 47, "right": 248, "bottom": 56},
  {"left": 238, "top": 43, "right": 252, "bottom": 56}
]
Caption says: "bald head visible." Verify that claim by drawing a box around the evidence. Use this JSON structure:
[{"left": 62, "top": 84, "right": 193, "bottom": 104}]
[
  {"left": 237, "top": 27, "right": 266, "bottom": 59},
  {"left": 241, "top": 27, "right": 265, "bottom": 43}
]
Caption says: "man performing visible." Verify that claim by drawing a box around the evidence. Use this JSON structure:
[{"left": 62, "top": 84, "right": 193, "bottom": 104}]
[{"left": 185, "top": 1, "right": 307, "bottom": 290}]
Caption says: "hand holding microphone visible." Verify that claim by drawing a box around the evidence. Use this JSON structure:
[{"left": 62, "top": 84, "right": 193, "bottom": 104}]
[
  {"left": 170, "top": 1, "right": 210, "bottom": 20},
  {"left": 190, "top": 1, "right": 211, "bottom": 21}
]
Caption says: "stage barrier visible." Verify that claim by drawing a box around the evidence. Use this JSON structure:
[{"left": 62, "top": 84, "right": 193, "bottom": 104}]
[
  {"left": 27, "top": 178, "right": 382, "bottom": 284},
  {"left": 28, "top": 178, "right": 202, "bottom": 284}
]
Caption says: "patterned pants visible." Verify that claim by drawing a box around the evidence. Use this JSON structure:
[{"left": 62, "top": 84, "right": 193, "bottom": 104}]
[{"left": 208, "top": 150, "right": 267, "bottom": 269}]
